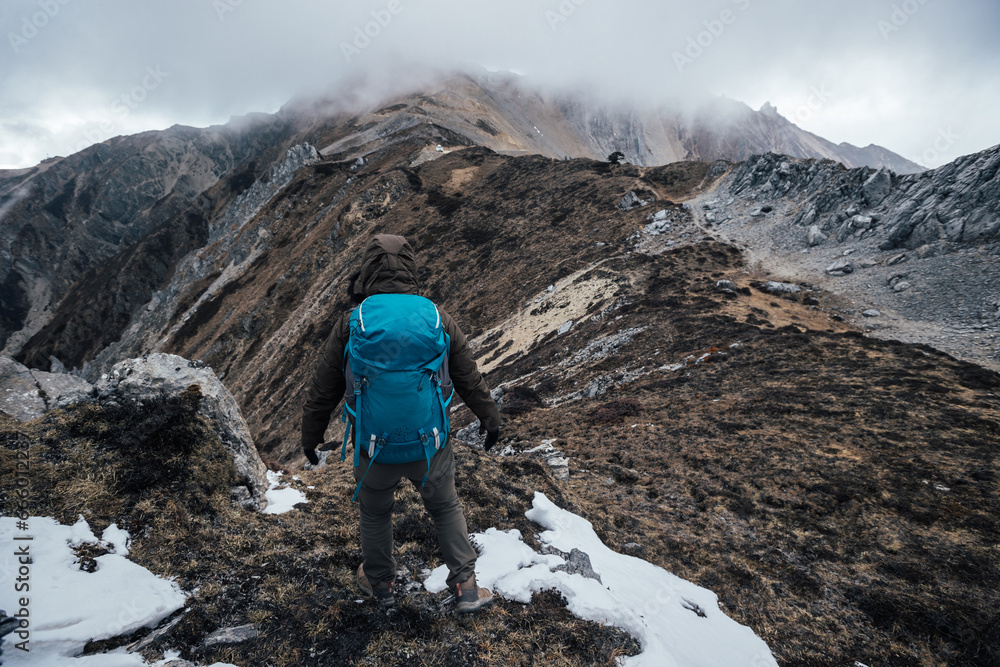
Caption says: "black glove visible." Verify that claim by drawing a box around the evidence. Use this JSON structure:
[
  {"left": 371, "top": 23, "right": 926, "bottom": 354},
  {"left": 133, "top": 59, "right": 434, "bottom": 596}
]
[
  {"left": 480, "top": 426, "right": 500, "bottom": 453},
  {"left": 303, "top": 446, "right": 319, "bottom": 466}
]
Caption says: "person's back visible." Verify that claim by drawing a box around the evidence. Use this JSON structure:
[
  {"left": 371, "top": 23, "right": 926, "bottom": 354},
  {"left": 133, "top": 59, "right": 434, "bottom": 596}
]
[{"left": 302, "top": 234, "right": 501, "bottom": 612}]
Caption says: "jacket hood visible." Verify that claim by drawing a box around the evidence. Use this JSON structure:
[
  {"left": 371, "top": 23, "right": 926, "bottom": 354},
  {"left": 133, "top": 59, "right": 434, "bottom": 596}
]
[{"left": 354, "top": 234, "right": 421, "bottom": 299}]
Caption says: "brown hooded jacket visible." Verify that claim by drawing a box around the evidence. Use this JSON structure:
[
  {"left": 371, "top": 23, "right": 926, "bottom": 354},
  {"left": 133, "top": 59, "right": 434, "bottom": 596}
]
[{"left": 301, "top": 234, "right": 501, "bottom": 452}]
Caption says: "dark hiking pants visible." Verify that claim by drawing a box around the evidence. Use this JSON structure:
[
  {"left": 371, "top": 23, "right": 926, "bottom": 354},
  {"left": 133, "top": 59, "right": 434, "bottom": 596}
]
[{"left": 354, "top": 442, "right": 477, "bottom": 589}]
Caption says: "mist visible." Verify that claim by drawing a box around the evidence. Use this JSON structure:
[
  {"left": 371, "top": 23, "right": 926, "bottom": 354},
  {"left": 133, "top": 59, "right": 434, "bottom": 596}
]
[{"left": 1, "top": 0, "right": 998, "bottom": 169}]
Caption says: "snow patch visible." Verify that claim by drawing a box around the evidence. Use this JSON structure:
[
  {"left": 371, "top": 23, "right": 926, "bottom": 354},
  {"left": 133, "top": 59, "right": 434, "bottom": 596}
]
[
  {"left": 0, "top": 517, "right": 186, "bottom": 666},
  {"left": 262, "top": 470, "right": 308, "bottom": 515},
  {"left": 425, "top": 493, "right": 777, "bottom": 667}
]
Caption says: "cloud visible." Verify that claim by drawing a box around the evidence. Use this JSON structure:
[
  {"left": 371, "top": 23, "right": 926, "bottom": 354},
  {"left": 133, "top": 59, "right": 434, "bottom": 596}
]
[{"left": 1, "top": 0, "right": 997, "bottom": 169}]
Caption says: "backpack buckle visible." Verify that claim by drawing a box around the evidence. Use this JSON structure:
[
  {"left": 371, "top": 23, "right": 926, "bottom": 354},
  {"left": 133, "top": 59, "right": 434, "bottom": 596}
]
[
  {"left": 432, "top": 427, "right": 441, "bottom": 450},
  {"left": 368, "top": 434, "right": 377, "bottom": 458},
  {"left": 419, "top": 428, "right": 429, "bottom": 445}
]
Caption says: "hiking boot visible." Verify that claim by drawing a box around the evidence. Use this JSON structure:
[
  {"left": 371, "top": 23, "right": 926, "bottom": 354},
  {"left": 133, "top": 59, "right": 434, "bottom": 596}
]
[
  {"left": 454, "top": 574, "right": 494, "bottom": 614},
  {"left": 357, "top": 564, "right": 395, "bottom": 608}
]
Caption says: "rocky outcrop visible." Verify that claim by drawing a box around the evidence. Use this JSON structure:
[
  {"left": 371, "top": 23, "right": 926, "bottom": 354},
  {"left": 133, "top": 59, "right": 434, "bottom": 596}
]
[
  {"left": 878, "top": 145, "right": 1000, "bottom": 250},
  {"left": 97, "top": 353, "right": 268, "bottom": 510},
  {"left": 726, "top": 146, "right": 1000, "bottom": 251},
  {"left": 0, "top": 354, "right": 94, "bottom": 421},
  {"left": 697, "top": 145, "right": 1000, "bottom": 369}
]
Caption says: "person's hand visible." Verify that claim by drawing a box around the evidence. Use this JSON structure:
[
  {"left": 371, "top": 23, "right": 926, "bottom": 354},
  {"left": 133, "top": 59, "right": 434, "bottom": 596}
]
[
  {"left": 479, "top": 426, "right": 500, "bottom": 453},
  {"left": 304, "top": 446, "right": 320, "bottom": 466}
]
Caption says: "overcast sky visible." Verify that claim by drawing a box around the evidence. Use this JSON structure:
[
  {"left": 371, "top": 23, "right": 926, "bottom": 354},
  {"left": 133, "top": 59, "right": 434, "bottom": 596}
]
[{"left": 2, "top": 0, "right": 998, "bottom": 170}]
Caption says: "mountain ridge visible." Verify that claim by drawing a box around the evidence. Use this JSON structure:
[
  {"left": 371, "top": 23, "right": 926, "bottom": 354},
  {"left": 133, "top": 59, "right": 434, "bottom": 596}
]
[{"left": 0, "top": 75, "right": 998, "bottom": 666}]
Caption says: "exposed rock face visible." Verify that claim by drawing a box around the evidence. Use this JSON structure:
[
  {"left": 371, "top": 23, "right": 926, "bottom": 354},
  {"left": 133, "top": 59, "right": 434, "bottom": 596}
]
[
  {"left": 695, "top": 145, "right": 1000, "bottom": 369},
  {"left": 879, "top": 146, "right": 1000, "bottom": 249},
  {"left": 96, "top": 353, "right": 268, "bottom": 509},
  {"left": 863, "top": 169, "right": 892, "bottom": 206},
  {"left": 726, "top": 146, "right": 999, "bottom": 252},
  {"left": 16, "top": 144, "right": 319, "bottom": 376},
  {"left": 0, "top": 354, "right": 93, "bottom": 421},
  {"left": 0, "top": 115, "right": 293, "bottom": 360}
]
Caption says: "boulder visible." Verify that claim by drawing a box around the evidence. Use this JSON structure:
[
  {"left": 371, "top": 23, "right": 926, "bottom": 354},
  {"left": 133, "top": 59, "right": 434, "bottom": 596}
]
[
  {"left": 553, "top": 548, "right": 602, "bottom": 583},
  {"left": 0, "top": 356, "right": 46, "bottom": 422},
  {"left": 0, "top": 355, "right": 94, "bottom": 422},
  {"left": 807, "top": 225, "right": 828, "bottom": 246},
  {"left": 915, "top": 243, "right": 943, "bottom": 259},
  {"left": 825, "top": 258, "right": 855, "bottom": 276},
  {"left": 616, "top": 191, "right": 648, "bottom": 211},
  {"left": 863, "top": 169, "right": 892, "bottom": 206},
  {"left": 862, "top": 309, "right": 882, "bottom": 318},
  {"left": 715, "top": 280, "right": 738, "bottom": 295},
  {"left": 97, "top": 353, "right": 268, "bottom": 510},
  {"left": 907, "top": 215, "right": 944, "bottom": 248},
  {"left": 764, "top": 281, "right": 802, "bottom": 295},
  {"left": 800, "top": 208, "right": 817, "bottom": 227}
]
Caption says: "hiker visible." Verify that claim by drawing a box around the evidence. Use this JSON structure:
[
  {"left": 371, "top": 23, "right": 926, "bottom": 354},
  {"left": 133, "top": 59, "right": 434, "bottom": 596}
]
[{"left": 302, "top": 234, "right": 502, "bottom": 613}]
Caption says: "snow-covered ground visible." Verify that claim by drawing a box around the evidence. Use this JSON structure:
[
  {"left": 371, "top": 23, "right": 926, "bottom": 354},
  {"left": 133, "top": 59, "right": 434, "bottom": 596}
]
[
  {"left": 0, "top": 473, "right": 301, "bottom": 665},
  {"left": 0, "top": 516, "right": 209, "bottom": 666},
  {"left": 426, "top": 492, "right": 778, "bottom": 667},
  {"left": 2, "top": 487, "right": 775, "bottom": 666}
]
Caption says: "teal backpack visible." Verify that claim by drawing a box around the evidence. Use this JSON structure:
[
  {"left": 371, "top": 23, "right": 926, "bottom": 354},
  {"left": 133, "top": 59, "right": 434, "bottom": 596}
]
[{"left": 340, "top": 293, "right": 454, "bottom": 500}]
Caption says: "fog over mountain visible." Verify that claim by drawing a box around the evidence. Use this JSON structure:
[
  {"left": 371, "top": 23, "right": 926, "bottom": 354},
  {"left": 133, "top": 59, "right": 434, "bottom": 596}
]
[{"left": 2, "top": 0, "right": 999, "bottom": 169}]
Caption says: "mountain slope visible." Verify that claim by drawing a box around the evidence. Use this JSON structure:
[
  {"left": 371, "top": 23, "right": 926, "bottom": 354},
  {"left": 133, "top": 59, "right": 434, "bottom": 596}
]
[
  {"left": 2, "top": 149, "right": 997, "bottom": 663},
  {"left": 0, "top": 115, "right": 295, "bottom": 357},
  {"left": 0, "top": 73, "right": 924, "bottom": 365},
  {"left": 1, "top": 82, "right": 998, "bottom": 664}
]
